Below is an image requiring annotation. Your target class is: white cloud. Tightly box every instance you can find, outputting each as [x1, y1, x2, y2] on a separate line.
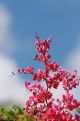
[0, 5, 12, 38]
[0, 5, 33, 55]
[0, 5, 16, 54]
[66, 36, 80, 74]
[66, 36, 80, 100]
[0, 5, 30, 106]
[0, 54, 30, 106]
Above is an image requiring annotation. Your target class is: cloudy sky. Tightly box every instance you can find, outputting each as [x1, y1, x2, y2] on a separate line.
[0, 0, 80, 106]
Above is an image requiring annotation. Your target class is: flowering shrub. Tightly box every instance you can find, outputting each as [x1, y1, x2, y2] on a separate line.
[0, 35, 80, 121]
[17, 35, 80, 121]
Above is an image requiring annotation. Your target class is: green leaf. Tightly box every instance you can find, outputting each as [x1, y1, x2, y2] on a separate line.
[12, 104, 25, 114]
[0, 107, 16, 120]
[76, 108, 80, 113]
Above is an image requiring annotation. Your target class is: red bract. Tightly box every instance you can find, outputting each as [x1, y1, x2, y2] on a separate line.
[22, 67, 28, 73]
[17, 36, 80, 121]
[17, 66, 34, 74]
[62, 93, 80, 110]
[38, 54, 51, 61]
[58, 69, 80, 92]
[25, 82, 44, 92]
[26, 66, 34, 74]
[35, 35, 52, 54]
[45, 61, 60, 73]
[32, 69, 46, 82]
[17, 68, 21, 73]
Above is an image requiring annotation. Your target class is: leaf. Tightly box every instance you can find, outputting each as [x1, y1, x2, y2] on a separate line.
[0, 107, 16, 120]
[76, 108, 80, 113]
[12, 104, 25, 114]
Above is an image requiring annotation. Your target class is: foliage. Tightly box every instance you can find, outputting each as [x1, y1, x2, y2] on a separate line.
[0, 105, 36, 121]
[77, 108, 80, 113]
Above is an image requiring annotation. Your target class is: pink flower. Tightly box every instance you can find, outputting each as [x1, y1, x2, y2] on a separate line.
[35, 36, 52, 54]
[16, 36, 80, 121]
[21, 66, 34, 74]
[32, 69, 46, 82]
[17, 68, 21, 73]
[22, 67, 27, 73]
[46, 61, 60, 72]
[26, 66, 34, 74]
[62, 93, 80, 110]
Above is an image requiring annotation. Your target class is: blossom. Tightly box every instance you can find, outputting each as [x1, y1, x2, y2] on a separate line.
[20, 66, 34, 74]
[26, 66, 34, 74]
[62, 93, 80, 110]
[17, 36, 80, 121]
[32, 69, 46, 82]
[35, 35, 52, 54]
[46, 61, 60, 72]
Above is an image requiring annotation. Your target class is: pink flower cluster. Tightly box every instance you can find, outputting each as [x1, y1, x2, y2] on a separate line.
[62, 93, 80, 110]
[17, 36, 80, 121]
[35, 35, 52, 55]
[17, 66, 34, 74]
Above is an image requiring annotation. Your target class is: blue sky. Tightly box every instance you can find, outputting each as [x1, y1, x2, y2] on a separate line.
[0, 0, 80, 105]
[1, 0, 80, 67]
